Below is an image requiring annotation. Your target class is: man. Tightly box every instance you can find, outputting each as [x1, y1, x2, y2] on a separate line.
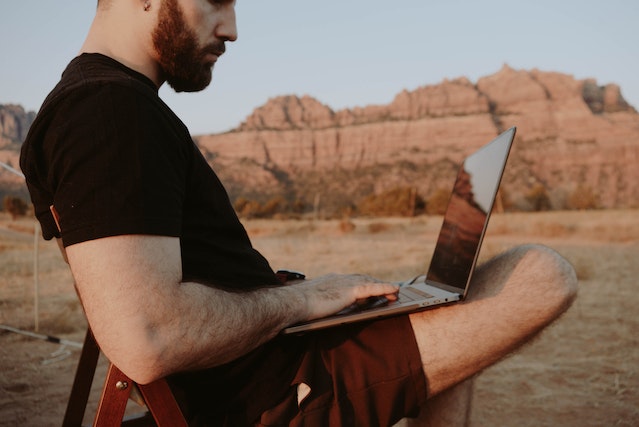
[20, 0, 577, 425]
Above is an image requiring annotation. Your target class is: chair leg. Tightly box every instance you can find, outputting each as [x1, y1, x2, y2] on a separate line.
[64, 328, 188, 427]
[93, 364, 188, 427]
[63, 329, 101, 427]
[94, 364, 133, 426]
[138, 379, 188, 427]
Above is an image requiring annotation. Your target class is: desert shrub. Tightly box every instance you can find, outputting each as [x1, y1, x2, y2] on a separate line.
[233, 197, 250, 213]
[495, 188, 515, 212]
[426, 188, 450, 215]
[525, 183, 552, 211]
[567, 185, 599, 210]
[357, 187, 424, 217]
[368, 222, 391, 233]
[234, 197, 262, 218]
[290, 200, 306, 214]
[234, 196, 306, 219]
[3, 195, 29, 219]
[339, 219, 356, 233]
[260, 196, 286, 217]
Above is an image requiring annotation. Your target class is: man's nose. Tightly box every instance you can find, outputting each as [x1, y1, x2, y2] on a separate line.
[216, 5, 238, 42]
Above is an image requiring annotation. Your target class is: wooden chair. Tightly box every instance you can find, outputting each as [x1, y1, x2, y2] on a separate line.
[63, 329, 188, 427]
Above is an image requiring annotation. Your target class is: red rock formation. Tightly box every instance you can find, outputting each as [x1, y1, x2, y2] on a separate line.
[4, 66, 638, 212]
[197, 66, 639, 211]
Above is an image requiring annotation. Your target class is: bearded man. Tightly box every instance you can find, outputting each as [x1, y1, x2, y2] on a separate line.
[20, 1, 577, 425]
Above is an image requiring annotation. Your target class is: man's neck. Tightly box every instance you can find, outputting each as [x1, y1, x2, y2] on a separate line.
[80, 4, 165, 88]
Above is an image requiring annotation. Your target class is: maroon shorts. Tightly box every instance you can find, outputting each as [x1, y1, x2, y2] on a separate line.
[169, 315, 428, 426]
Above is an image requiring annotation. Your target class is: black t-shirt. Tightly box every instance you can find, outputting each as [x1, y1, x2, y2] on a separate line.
[20, 53, 279, 289]
[21, 54, 302, 423]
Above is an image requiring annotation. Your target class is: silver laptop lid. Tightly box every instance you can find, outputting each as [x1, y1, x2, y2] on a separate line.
[425, 127, 516, 296]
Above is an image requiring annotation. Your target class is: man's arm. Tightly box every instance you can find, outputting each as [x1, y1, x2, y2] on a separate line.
[65, 234, 398, 384]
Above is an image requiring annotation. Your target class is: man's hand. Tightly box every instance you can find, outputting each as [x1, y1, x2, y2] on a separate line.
[287, 274, 399, 322]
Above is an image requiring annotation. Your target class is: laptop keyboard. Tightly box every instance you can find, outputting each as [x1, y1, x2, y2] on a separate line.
[336, 285, 435, 315]
[398, 286, 434, 303]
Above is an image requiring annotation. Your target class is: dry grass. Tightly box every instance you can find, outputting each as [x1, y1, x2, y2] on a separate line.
[1, 210, 638, 426]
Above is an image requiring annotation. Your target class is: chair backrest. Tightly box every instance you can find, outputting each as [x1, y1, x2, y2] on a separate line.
[63, 329, 187, 427]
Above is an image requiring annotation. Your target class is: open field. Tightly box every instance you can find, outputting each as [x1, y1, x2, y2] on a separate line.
[1, 210, 638, 426]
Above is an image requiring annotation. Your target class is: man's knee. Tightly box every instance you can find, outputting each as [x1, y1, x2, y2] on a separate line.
[473, 243, 578, 318]
[507, 243, 578, 312]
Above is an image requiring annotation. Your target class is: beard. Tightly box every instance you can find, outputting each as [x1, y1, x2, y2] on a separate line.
[152, 0, 225, 92]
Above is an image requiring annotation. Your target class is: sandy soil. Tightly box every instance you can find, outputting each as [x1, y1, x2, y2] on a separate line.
[0, 210, 637, 426]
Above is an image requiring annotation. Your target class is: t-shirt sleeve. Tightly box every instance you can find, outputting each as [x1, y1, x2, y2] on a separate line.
[43, 83, 189, 247]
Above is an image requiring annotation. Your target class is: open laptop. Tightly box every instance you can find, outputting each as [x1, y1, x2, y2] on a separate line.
[282, 126, 517, 334]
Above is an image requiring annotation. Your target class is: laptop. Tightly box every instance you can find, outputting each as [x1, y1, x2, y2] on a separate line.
[282, 126, 517, 335]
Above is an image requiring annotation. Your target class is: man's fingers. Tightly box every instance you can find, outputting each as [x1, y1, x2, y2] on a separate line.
[351, 282, 399, 300]
[295, 275, 400, 321]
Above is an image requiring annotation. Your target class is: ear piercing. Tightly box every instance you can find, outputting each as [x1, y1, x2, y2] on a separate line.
[144, 0, 151, 11]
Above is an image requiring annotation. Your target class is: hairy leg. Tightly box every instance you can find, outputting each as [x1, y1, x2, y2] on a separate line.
[410, 244, 578, 397]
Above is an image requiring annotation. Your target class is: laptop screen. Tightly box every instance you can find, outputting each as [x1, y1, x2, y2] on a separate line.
[426, 127, 515, 293]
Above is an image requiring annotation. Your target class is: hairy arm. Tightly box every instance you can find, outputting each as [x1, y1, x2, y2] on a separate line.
[65, 234, 398, 384]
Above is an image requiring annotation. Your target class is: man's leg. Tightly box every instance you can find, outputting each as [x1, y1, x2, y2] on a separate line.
[401, 379, 474, 427]
[410, 244, 577, 398]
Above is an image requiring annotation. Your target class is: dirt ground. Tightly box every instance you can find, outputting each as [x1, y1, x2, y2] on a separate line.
[0, 210, 637, 426]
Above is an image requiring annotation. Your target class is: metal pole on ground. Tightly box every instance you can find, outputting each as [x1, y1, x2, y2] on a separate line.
[34, 221, 40, 332]
[0, 324, 82, 348]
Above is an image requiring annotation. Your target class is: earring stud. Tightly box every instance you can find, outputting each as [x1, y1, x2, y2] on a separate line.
[144, 1, 151, 11]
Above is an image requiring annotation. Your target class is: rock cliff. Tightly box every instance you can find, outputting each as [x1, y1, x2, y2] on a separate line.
[196, 65, 639, 212]
[0, 105, 34, 192]
[0, 104, 34, 148]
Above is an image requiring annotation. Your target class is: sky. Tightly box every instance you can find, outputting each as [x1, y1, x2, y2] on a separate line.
[1, 1, 638, 136]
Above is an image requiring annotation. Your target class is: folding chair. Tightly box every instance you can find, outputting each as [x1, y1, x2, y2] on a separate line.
[63, 328, 188, 427]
